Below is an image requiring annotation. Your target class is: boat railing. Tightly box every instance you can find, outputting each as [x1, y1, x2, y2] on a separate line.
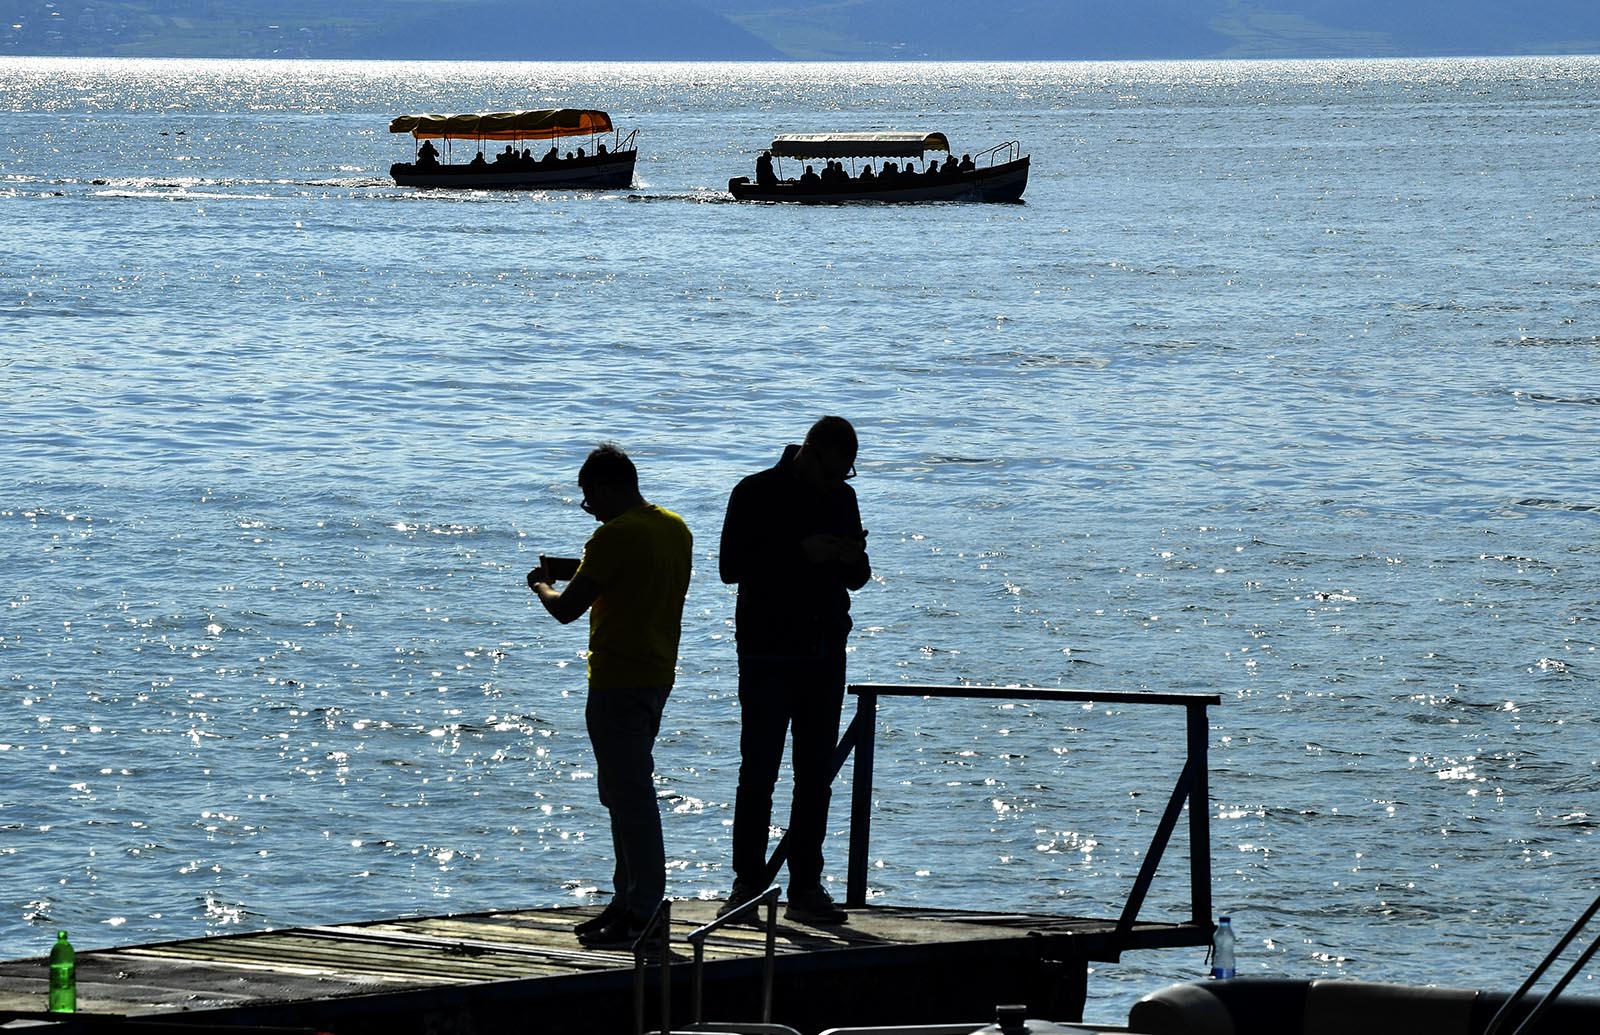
[1482, 891, 1600, 1035]
[753, 684, 1221, 944]
[616, 127, 639, 153]
[974, 140, 1022, 166]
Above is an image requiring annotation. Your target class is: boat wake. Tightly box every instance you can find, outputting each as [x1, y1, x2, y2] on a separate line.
[1515, 497, 1600, 514]
[622, 190, 741, 204]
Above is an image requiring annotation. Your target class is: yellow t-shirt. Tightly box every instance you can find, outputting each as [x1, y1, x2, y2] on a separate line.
[576, 504, 693, 691]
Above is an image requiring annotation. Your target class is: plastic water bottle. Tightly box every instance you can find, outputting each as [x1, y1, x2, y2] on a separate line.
[49, 930, 76, 1012]
[1210, 915, 1236, 979]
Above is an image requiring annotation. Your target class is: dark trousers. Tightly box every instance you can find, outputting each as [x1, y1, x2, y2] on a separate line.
[731, 646, 847, 890]
[586, 685, 670, 917]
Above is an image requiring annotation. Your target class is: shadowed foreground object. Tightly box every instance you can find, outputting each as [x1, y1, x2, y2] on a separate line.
[0, 902, 1207, 1034]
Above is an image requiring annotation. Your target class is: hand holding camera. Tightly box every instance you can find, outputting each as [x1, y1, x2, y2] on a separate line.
[529, 554, 581, 589]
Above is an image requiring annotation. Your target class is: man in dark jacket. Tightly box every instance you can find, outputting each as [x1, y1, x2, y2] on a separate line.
[718, 416, 870, 924]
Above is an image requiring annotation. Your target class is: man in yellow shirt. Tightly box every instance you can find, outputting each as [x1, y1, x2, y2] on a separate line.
[528, 443, 692, 947]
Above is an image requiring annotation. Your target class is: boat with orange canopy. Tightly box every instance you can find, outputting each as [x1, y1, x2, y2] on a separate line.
[388, 108, 637, 190]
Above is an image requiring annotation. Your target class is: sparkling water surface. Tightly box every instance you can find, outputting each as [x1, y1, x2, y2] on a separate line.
[3, 56, 1599, 1020]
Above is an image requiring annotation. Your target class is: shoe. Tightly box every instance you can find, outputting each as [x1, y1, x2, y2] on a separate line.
[573, 900, 623, 936]
[716, 880, 763, 920]
[784, 884, 848, 925]
[578, 911, 648, 949]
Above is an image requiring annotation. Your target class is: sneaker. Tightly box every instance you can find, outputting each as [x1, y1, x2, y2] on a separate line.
[715, 880, 763, 919]
[578, 910, 648, 949]
[784, 884, 848, 925]
[573, 900, 623, 936]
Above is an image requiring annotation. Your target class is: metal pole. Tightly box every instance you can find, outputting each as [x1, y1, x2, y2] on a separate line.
[1187, 701, 1213, 926]
[846, 687, 878, 907]
[657, 902, 672, 1035]
[691, 940, 705, 1026]
[762, 894, 778, 1022]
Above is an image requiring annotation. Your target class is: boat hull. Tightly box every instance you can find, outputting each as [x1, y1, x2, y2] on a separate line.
[391, 151, 636, 190]
[1131, 978, 1600, 1035]
[729, 155, 1028, 203]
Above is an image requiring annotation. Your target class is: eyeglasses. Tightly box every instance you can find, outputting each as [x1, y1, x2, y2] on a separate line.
[579, 497, 594, 514]
[843, 463, 857, 481]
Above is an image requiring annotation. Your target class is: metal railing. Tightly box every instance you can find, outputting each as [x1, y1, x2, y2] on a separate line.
[631, 888, 787, 1035]
[632, 900, 675, 1035]
[684, 886, 783, 1028]
[758, 684, 1220, 942]
[1482, 891, 1600, 1035]
[974, 140, 1022, 166]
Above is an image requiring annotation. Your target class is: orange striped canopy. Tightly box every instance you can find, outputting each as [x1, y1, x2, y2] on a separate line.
[389, 109, 614, 142]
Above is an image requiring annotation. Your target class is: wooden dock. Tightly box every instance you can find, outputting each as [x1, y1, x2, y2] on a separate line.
[0, 900, 1207, 1035]
[2, 685, 1221, 1034]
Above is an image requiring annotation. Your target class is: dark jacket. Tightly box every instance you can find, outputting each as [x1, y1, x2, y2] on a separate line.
[719, 444, 870, 658]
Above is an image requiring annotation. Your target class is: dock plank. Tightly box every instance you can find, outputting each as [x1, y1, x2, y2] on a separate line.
[0, 902, 1209, 1033]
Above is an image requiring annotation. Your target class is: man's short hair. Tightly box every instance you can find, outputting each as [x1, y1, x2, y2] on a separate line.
[579, 442, 638, 489]
[804, 416, 857, 457]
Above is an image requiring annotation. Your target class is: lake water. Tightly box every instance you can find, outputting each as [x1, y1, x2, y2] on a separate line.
[3, 55, 1599, 1020]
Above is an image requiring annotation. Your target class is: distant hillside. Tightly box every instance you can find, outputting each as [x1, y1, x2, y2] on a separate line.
[0, 0, 784, 59]
[6, 0, 1600, 60]
[703, 0, 1600, 59]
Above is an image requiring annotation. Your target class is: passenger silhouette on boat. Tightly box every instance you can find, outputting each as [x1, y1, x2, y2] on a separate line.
[417, 139, 439, 166]
[717, 416, 870, 926]
[470, 151, 488, 168]
[544, 144, 559, 165]
[597, 142, 608, 156]
[755, 150, 777, 187]
[879, 162, 899, 183]
[526, 444, 692, 949]
[942, 155, 959, 177]
[800, 165, 821, 188]
[959, 153, 975, 172]
[577, 147, 586, 159]
[859, 163, 875, 182]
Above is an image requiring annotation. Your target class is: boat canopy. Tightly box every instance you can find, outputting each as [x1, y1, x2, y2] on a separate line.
[389, 109, 615, 142]
[769, 132, 952, 160]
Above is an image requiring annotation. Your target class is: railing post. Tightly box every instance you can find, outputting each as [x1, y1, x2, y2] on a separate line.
[631, 900, 671, 1035]
[846, 686, 877, 907]
[1186, 701, 1213, 927]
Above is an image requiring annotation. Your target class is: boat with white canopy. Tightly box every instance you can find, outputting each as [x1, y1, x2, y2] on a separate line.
[728, 131, 1028, 203]
[389, 108, 637, 190]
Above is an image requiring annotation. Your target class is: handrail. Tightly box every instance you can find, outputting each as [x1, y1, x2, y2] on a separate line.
[1482, 891, 1600, 1035]
[616, 127, 639, 153]
[684, 886, 783, 1026]
[751, 683, 1220, 945]
[632, 899, 674, 1035]
[974, 140, 1021, 166]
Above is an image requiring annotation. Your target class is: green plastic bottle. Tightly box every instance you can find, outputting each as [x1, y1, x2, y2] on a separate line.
[48, 930, 76, 1012]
